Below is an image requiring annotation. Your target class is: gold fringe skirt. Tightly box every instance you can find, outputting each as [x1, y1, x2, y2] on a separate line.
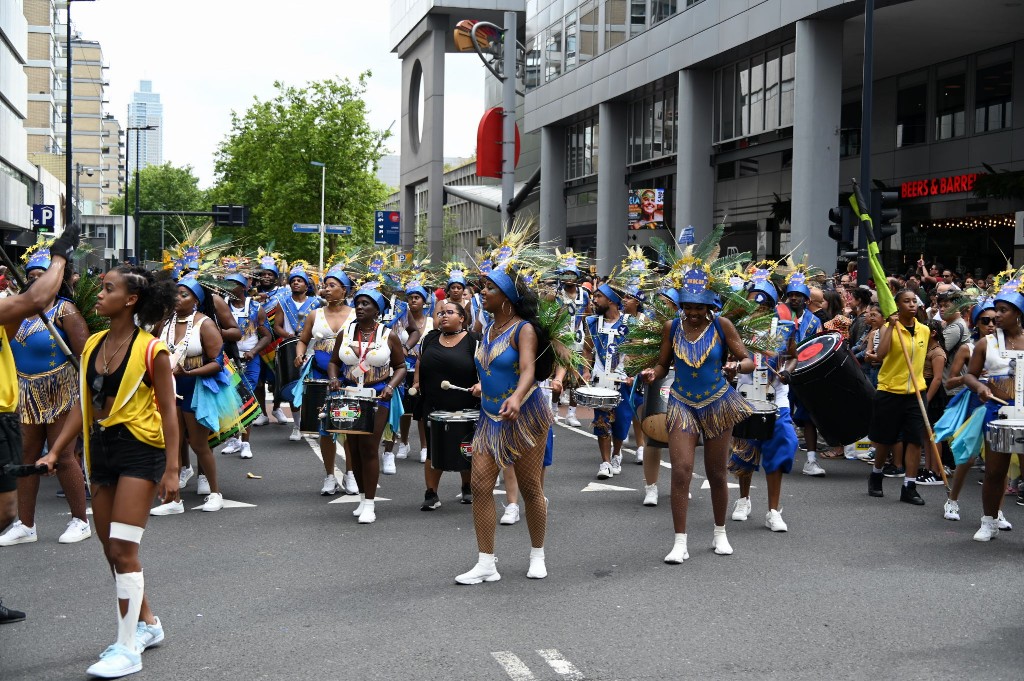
[18, 364, 78, 425]
[667, 386, 752, 440]
[473, 386, 554, 468]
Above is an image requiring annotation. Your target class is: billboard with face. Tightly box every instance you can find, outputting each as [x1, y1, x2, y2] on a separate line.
[628, 188, 664, 230]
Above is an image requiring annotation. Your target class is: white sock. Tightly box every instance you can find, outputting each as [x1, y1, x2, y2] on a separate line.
[806, 451, 817, 463]
[714, 525, 727, 536]
[530, 547, 545, 560]
[353, 493, 365, 516]
[362, 499, 375, 512]
[478, 552, 496, 568]
[115, 571, 145, 653]
[904, 476, 914, 487]
[567, 407, 576, 417]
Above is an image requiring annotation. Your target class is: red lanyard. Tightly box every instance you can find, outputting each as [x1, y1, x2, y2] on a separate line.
[355, 324, 376, 373]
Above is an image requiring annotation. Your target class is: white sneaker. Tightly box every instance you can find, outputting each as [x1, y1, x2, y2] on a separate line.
[320, 475, 340, 496]
[239, 442, 253, 459]
[943, 499, 961, 521]
[273, 407, 292, 424]
[609, 454, 622, 475]
[634, 446, 644, 464]
[527, 548, 547, 579]
[802, 460, 826, 477]
[765, 508, 788, 532]
[597, 462, 613, 479]
[358, 502, 376, 524]
[86, 643, 142, 679]
[499, 503, 520, 525]
[997, 510, 1013, 531]
[643, 483, 658, 507]
[419, 448, 428, 463]
[136, 617, 164, 651]
[288, 427, 302, 441]
[252, 413, 269, 426]
[664, 536, 689, 564]
[150, 500, 184, 516]
[974, 515, 999, 541]
[732, 497, 751, 521]
[712, 530, 734, 555]
[58, 518, 92, 544]
[382, 452, 397, 475]
[196, 475, 211, 496]
[456, 553, 501, 584]
[201, 492, 224, 512]
[396, 442, 410, 459]
[353, 494, 365, 516]
[178, 466, 194, 490]
[0, 520, 37, 546]
[342, 471, 359, 494]
[221, 437, 242, 455]
[566, 415, 582, 427]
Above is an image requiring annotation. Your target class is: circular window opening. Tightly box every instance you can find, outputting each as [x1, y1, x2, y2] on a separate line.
[409, 60, 425, 151]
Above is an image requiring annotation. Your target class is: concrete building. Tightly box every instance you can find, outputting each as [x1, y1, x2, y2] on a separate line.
[1, 0, 37, 238]
[392, 0, 1024, 277]
[128, 80, 162, 173]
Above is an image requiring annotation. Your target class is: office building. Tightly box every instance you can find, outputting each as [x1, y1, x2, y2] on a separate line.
[128, 79, 162, 173]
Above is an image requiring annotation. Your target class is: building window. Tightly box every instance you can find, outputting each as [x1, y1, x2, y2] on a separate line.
[628, 87, 678, 165]
[579, 1, 598, 65]
[934, 64, 966, 141]
[565, 11, 578, 71]
[840, 100, 861, 157]
[780, 43, 795, 127]
[525, 35, 542, 90]
[896, 80, 927, 147]
[605, 0, 627, 50]
[652, 1, 677, 24]
[975, 60, 1012, 133]
[713, 42, 794, 143]
[545, 23, 563, 82]
[630, 0, 647, 37]
[764, 48, 780, 131]
[566, 117, 599, 181]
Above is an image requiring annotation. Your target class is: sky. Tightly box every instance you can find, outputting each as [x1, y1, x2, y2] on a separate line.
[72, 0, 484, 189]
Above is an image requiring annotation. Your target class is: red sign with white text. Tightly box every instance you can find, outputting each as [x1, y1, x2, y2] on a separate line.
[900, 173, 982, 199]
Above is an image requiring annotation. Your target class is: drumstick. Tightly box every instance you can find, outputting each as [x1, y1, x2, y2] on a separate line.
[989, 395, 1009, 406]
[408, 387, 418, 396]
[441, 380, 472, 393]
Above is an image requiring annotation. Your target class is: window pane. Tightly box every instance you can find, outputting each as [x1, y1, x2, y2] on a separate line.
[935, 72, 965, 140]
[749, 54, 765, 135]
[721, 65, 735, 140]
[631, 102, 643, 163]
[664, 89, 675, 154]
[975, 61, 1012, 133]
[584, 123, 593, 175]
[630, 0, 646, 37]
[840, 100, 861, 157]
[592, 120, 599, 171]
[780, 42, 795, 126]
[764, 48, 780, 131]
[896, 82, 927, 147]
[545, 24, 563, 82]
[525, 35, 542, 90]
[605, 0, 626, 49]
[565, 11, 577, 71]
[652, 0, 677, 24]
[579, 2, 598, 64]
[737, 60, 750, 137]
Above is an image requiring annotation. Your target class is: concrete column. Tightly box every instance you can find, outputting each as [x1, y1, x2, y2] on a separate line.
[791, 20, 843, 271]
[539, 125, 567, 246]
[597, 102, 627, 275]
[675, 69, 715, 242]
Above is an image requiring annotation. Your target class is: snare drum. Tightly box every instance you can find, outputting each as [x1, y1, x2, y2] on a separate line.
[428, 410, 478, 471]
[986, 419, 1024, 454]
[640, 370, 674, 447]
[732, 399, 778, 441]
[573, 386, 621, 410]
[275, 337, 301, 390]
[323, 395, 377, 434]
[299, 380, 329, 433]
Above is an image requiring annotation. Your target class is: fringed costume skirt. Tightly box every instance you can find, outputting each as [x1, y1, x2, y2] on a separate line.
[667, 384, 752, 440]
[473, 386, 554, 468]
[18, 363, 78, 425]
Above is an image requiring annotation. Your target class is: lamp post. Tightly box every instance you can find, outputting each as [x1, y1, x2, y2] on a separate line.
[65, 0, 96, 237]
[74, 163, 93, 230]
[124, 123, 157, 264]
[310, 161, 326, 272]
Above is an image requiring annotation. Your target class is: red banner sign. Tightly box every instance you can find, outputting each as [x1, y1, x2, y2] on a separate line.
[900, 173, 982, 199]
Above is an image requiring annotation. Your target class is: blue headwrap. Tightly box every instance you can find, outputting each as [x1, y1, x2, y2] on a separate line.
[487, 270, 520, 304]
[225, 273, 249, 289]
[447, 269, 468, 288]
[405, 280, 430, 301]
[259, 255, 280, 277]
[678, 268, 717, 306]
[971, 298, 995, 326]
[178, 276, 206, 305]
[994, 282, 1024, 315]
[597, 283, 623, 306]
[785, 272, 811, 299]
[25, 247, 51, 273]
[288, 266, 314, 293]
[323, 265, 353, 289]
[354, 285, 389, 313]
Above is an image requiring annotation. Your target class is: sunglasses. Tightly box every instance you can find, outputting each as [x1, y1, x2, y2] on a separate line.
[90, 373, 106, 411]
[978, 317, 995, 325]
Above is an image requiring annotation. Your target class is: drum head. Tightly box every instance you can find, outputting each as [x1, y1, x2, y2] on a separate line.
[794, 332, 843, 373]
[744, 399, 777, 414]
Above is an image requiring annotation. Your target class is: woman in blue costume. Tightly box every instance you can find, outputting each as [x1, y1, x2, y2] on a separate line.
[0, 245, 92, 547]
[641, 265, 754, 564]
[273, 263, 322, 442]
[456, 268, 555, 585]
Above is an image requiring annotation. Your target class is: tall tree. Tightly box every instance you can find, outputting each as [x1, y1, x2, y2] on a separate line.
[212, 74, 392, 262]
[109, 163, 209, 262]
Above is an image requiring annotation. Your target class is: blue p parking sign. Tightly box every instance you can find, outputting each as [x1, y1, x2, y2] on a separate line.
[32, 204, 55, 228]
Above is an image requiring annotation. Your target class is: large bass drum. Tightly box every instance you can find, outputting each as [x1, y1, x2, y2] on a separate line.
[428, 410, 477, 472]
[789, 331, 874, 446]
[640, 369, 674, 448]
[299, 380, 329, 433]
[275, 337, 301, 391]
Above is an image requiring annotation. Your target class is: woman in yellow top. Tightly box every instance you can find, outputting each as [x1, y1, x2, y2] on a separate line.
[867, 289, 930, 505]
[40, 265, 179, 679]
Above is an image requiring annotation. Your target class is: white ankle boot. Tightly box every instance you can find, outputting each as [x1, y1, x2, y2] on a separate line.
[456, 552, 501, 585]
[974, 515, 1000, 542]
[357, 499, 376, 524]
[527, 547, 547, 579]
[712, 526, 733, 555]
[664, 533, 689, 564]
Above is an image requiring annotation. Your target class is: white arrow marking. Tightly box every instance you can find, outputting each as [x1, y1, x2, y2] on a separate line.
[581, 482, 636, 492]
[328, 495, 391, 504]
[700, 480, 740, 490]
[189, 499, 257, 510]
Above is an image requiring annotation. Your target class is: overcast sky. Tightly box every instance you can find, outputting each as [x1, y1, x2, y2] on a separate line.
[73, 0, 484, 188]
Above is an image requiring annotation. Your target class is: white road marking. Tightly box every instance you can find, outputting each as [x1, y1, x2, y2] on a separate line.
[555, 419, 673, 468]
[189, 499, 256, 510]
[328, 495, 391, 504]
[537, 649, 585, 680]
[700, 480, 740, 490]
[491, 652, 537, 681]
[581, 482, 636, 492]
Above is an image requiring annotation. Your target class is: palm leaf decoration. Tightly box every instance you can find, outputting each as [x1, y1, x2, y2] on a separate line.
[73, 273, 109, 334]
[537, 297, 586, 379]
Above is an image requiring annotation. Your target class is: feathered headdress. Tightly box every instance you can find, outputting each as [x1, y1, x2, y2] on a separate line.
[162, 222, 238, 282]
[779, 255, 825, 298]
[256, 246, 286, 278]
[22, 238, 54, 272]
[607, 246, 654, 301]
[555, 247, 585, 280]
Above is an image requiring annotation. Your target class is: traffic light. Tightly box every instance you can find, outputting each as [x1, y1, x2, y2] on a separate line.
[213, 204, 249, 227]
[828, 205, 856, 243]
[871, 189, 899, 240]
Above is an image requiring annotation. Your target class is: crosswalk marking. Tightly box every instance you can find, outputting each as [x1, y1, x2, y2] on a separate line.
[189, 499, 256, 510]
[492, 652, 537, 681]
[492, 650, 586, 680]
[537, 650, 585, 680]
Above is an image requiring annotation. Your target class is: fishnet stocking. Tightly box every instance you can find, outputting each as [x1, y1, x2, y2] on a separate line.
[470, 436, 547, 553]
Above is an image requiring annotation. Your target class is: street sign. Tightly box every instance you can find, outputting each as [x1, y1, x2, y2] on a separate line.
[292, 223, 319, 233]
[32, 204, 55, 228]
[324, 225, 352, 236]
[213, 204, 249, 226]
[375, 211, 400, 245]
[678, 225, 695, 245]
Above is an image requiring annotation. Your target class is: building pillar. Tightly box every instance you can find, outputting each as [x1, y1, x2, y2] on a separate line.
[675, 69, 715, 242]
[597, 102, 627, 275]
[539, 125, 567, 246]
[791, 19, 843, 271]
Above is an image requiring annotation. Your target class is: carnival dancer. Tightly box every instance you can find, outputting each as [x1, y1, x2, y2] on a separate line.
[557, 249, 588, 427]
[252, 250, 291, 426]
[150, 276, 229, 514]
[0, 244, 91, 547]
[295, 264, 352, 495]
[729, 271, 799, 532]
[273, 262, 322, 442]
[639, 228, 755, 563]
[38, 264, 180, 679]
[0, 225, 79, 626]
[327, 279, 407, 524]
[779, 268, 826, 477]
[866, 289, 930, 505]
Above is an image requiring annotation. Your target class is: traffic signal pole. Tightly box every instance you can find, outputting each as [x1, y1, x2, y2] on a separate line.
[857, 0, 875, 287]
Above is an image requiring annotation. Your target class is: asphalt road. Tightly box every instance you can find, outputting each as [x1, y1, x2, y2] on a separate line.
[3, 412, 1023, 680]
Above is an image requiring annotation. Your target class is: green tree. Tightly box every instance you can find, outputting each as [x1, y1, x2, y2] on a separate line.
[211, 74, 392, 264]
[109, 163, 209, 262]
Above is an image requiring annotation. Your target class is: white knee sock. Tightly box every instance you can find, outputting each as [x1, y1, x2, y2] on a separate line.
[115, 571, 145, 653]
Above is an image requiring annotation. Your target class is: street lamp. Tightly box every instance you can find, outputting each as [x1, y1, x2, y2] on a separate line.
[310, 161, 326, 272]
[75, 163, 93, 230]
[65, 0, 96, 237]
[123, 122, 157, 264]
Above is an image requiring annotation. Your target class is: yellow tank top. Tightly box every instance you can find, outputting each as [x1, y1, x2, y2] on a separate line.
[0, 327, 17, 412]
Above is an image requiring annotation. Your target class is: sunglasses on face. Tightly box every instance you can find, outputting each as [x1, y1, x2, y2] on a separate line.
[978, 317, 995, 325]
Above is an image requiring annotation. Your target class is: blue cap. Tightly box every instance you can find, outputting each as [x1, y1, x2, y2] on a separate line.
[995, 282, 1024, 314]
[785, 272, 810, 298]
[323, 265, 353, 289]
[225, 273, 249, 289]
[288, 266, 314, 293]
[659, 288, 681, 307]
[354, 285, 389, 313]
[486, 270, 520, 304]
[405, 280, 430, 301]
[971, 298, 995, 325]
[259, 255, 280, 276]
[447, 269, 468, 287]
[597, 283, 623, 306]
[25, 247, 51, 273]
[750, 280, 779, 306]
[678, 268, 717, 306]
[178, 276, 206, 305]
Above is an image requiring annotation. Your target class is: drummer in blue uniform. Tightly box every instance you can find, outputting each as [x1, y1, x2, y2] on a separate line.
[253, 251, 292, 426]
[556, 249, 588, 427]
[779, 268, 825, 477]
[729, 268, 799, 532]
[273, 262, 322, 442]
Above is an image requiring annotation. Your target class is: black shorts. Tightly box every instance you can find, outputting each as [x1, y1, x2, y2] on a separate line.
[0, 412, 21, 494]
[869, 391, 926, 446]
[88, 423, 167, 487]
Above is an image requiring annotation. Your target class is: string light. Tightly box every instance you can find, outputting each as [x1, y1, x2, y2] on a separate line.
[923, 214, 1016, 230]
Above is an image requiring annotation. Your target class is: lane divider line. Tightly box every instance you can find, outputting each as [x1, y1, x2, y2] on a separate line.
[537, 649, 585, 680]
[491, 651, 537, 681]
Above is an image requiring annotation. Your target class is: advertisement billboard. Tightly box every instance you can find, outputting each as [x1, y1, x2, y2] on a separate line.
[627, 188, 665, 230]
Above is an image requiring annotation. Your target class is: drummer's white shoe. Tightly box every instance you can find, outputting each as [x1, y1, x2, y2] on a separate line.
[320, 475, 340, 496]
[499, 503, 520, 525]
[239, 442, 253, 459]
[221, 437, 242, 455]
[997, 510, 1013, 531]
[358, 500, 376, 524]
[765, 508, 788, 532]
[396, 442, 410, 459]
[273, 408, 292, 424]
[342, 472, 359, 495]
[196, 475, 211, 496]
[456, 553, 501, 584]
[643, 484, 658, 507]
[597, 462, 613, 479]
[974, 515, 999, 541]
[565, 408, 581, 427]
[802, 460, 826, 477]
[664, 534, 689, 564]
[353, 494, 366, 516]
[712, 526, 734, 555]
[252, 413, 269, 427]
[731, 497, 751, 521]
[610, 455, 623, 475]
[382, 453, 397, 475]
[289, 427, 302, 442]
[527, 547, 547, 579]
[943, 499, 961, 521]
[634, 447, 644, 464]
[419, 448, 428, 463]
